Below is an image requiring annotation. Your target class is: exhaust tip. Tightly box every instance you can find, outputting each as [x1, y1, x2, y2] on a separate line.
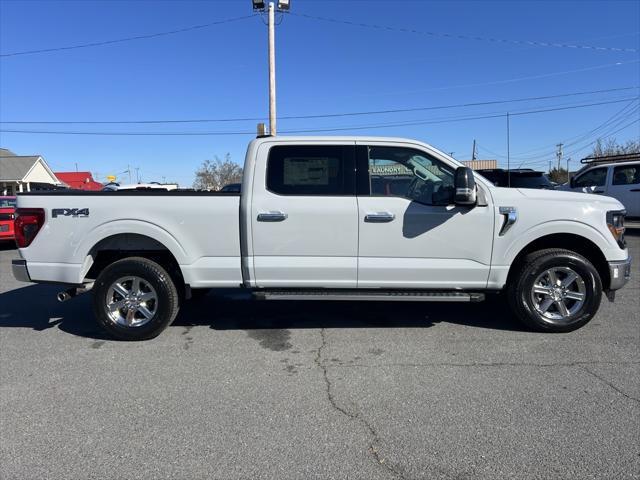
[57, 291, 71, 302]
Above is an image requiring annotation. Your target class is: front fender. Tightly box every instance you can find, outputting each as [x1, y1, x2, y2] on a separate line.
[498, 219, 624, 266]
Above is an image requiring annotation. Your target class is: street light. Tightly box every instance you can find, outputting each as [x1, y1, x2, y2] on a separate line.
[252, 0, 265, 11]
[277, 0, 290, 11]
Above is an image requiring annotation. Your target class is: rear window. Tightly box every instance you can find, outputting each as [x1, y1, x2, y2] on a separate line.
[612, 164, 640, 185]
[477, 171, 505, 186]
[266, 145, 355, 195]
[510, 174, 554, 189]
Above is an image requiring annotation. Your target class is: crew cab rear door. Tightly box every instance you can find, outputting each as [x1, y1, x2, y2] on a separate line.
[355, 142, 494, 289]
[250, 141, 358, 287]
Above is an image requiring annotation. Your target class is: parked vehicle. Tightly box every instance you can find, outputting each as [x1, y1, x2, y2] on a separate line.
[103, 182, 179, 192]
[220, 183, 241, 193]
[12, 136, 630, 340]
[560, 155, 639, 218]
[477, 169, 556, 189]
[0, 196, 16, 242]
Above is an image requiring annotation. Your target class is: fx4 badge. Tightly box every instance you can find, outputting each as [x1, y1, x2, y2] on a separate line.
[52, 208, 90, 218]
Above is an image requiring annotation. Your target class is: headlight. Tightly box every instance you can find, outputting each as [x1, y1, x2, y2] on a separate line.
[606, 210, 626, 248]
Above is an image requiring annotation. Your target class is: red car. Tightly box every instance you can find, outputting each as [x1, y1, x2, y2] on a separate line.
[0, 196, 17, 242]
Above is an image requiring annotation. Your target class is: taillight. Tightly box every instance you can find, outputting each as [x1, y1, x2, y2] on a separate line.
[14, 208, 45, 248]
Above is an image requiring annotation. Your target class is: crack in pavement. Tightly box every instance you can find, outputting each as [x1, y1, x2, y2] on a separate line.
[314, 328, 408, 480]
[580, 365, 640, 404]
[330, 360, 640, 369]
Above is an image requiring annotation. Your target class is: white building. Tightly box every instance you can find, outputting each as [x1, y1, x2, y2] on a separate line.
[0, 148, 62, 195]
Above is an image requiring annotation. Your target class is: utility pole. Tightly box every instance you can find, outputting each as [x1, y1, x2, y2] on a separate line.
[253, 0, 289, 135]
[556, 143, 563, 171]
[566, 157, 571, 183]
[127, 165, 132, 184]
[471, 139, 477, 161]
[75, 162, 78, 172]
[135, 167, 140, 183]
[268, 2, 276, 135]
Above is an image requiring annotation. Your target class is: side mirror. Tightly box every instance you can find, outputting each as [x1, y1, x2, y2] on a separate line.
[454, 167, 477, 206]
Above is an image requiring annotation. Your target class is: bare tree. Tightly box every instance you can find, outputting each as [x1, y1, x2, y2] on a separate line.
[591, 137, 640, 158]
[193, 154, 243, 190]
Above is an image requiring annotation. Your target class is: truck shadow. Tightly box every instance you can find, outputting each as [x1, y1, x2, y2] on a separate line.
[0, 285, 526, 340]
[0, 284, 110, 339]
[177, 291, 525, 332]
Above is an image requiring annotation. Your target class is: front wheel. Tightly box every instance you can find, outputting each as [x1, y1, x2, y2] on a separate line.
[507, 248, 602, 332]
[92, 257, 180, 340]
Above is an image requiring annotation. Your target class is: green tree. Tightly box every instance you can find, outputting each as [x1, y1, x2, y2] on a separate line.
[193, 154, 243, 190]
[548, 167, 569, 184]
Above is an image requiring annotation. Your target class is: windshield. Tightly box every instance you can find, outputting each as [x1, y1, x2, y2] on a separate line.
[0, 197, 16, 208]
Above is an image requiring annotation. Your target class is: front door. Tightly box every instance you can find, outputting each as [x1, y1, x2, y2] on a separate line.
[250, 142, 358, 288]
[356, 142, 494, 289]
[608, 163, 640, 217]
[570, 166, 610, 194]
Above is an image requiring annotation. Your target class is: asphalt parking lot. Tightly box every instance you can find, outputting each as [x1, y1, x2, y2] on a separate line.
[1, 236, 638, 480]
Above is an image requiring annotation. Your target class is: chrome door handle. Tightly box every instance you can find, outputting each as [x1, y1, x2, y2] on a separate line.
[364, 212, 395, 223]
[257, 211, 288, 222]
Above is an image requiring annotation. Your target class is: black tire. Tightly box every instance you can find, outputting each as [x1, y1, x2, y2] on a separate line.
[507, 248, 602, 333]
[92, 257, 180, 341]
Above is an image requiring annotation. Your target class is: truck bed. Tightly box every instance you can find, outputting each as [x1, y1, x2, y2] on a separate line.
[16, 190, 243, 287]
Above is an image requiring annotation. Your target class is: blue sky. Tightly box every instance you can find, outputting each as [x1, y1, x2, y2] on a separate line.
[1, 0, 639, 186]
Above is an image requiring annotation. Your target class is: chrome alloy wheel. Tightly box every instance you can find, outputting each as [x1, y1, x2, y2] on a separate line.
[105, 276, 158, 327]
[530, 267, 587, 323]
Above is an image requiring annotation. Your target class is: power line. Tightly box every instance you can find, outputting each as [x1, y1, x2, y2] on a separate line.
[0, 14, 256, 58]
[522, 102, 640, 162]
[292, 12, 639, 53]
[364, 60, 640, 97]
[519, 117, 640, 167]
[284, 95, 637, 132]
[2, 97, 637, 136]
[1, 86, 637, 124]
[479, 99, 640, 160]
[284, 97, 639, 133]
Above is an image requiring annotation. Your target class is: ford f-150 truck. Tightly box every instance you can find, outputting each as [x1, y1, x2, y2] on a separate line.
[11, 136, 631, 340]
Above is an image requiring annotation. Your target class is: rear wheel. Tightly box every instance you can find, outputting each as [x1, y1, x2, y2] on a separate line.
[92, 257, 180, 340]
[507, 249, 602, 332]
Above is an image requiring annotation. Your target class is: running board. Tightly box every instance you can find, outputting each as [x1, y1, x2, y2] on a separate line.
[254, 290, 485, 302]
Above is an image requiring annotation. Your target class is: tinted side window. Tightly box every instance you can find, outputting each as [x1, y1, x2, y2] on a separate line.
[574, 167, 607, 188]
[612, 165, 640, 185]
[266, 145, 355, 195]
[367, 146, 455, 206]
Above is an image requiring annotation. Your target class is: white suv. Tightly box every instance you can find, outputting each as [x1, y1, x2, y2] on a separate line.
[563, 159, 639, 218]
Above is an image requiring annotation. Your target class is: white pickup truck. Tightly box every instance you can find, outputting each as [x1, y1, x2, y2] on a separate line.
[12, 136, 631, 340]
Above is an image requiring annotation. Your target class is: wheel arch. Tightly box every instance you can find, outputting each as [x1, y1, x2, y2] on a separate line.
[81, 233, 186, 295]
[506, 233, 610, 288]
